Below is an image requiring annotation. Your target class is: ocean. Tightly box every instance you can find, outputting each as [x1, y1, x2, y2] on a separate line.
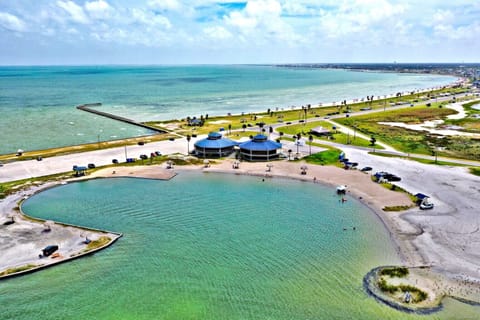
[0, 65, 456, 154]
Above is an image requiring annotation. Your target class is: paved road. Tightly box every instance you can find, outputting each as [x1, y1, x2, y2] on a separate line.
[0, 138, 189, 183]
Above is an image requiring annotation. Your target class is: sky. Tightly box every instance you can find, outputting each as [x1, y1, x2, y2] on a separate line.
[0, 0, 479, 65]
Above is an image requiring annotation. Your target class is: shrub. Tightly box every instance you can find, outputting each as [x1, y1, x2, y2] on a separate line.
[380, 267, 409, 277]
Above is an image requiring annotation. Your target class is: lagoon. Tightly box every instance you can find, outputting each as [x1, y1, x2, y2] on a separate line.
[3, 172, 477, 319]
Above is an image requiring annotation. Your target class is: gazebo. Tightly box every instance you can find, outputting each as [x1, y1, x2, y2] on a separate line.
[310, 126, 331, 136]
[73, 165, 87, 177]
[194, 132, 238, 158]
[239, 134, 282, 161]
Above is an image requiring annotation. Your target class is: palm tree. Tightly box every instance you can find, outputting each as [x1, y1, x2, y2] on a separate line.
[242, 124, 247, 132]
[228, 124, 232, 135]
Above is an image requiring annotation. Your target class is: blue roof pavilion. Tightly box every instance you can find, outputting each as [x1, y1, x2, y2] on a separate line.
[239, 134, 282, 161]
[194, 132, 238, 158]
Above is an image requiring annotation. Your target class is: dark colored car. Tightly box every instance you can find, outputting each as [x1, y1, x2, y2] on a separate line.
[154, 151, 162, 156]
[388, 175, 402, 182]
[360, 166, 372, 172]
[139, 154, 148, 160]
[88, 163, 96, 169]
[42, 245, 58, 257]
[138, 141, 145, 146]
[112, 159, 119, 164]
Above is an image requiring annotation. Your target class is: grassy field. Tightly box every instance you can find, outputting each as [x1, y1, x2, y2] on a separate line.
[335, 105, 480, 160]
[146, 88, 468, 137]
[443, 99, 480, 133]
[369, 152, 470, 167]
[277, 121, 378, 148]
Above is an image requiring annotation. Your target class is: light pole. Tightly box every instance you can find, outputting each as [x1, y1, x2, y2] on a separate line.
[308, 135, 313, 155]
[186, 135, 191, 155]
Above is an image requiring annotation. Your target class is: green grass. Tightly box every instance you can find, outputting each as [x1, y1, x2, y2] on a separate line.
[369, 152, 470, 167]
[383, 205, 414, 212]
[84, 236, 112, 252]
[470, 168, 480, 176]
[277, 121, 378, 148]
[303, 149, 343, 166]
[0, 172, 73, 198]
[0, 264, 38, 276]
[0, 134, 176, 163]
[336, 105, 480, 160]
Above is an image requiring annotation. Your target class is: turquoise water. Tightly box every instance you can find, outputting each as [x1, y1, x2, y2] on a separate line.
[0, 65, 456, 154]
[4, 173, 478, 319]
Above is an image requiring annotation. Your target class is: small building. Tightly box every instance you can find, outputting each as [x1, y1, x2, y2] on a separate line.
[194, 132, 238, 158]
[239, 134, 282, 161]
[310, 126, 331, 136]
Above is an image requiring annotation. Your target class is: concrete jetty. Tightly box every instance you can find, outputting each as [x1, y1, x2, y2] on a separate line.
[76, 103, 166, 133]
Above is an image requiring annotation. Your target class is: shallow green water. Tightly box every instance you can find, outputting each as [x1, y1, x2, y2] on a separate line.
[3, 173, 478, 319]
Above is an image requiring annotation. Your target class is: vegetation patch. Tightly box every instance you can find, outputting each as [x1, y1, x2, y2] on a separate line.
[303, 149, 342, 166]
[470, 168, 480, 176]
[334, 105, 480, 160]
[369, 152, 470, 167]
[383, 205, 413, 212]
[380, 267, 409, 278]
[0, 264, 38, 277]
[84, 236, 111, 252]
[377, 278, 428, 303]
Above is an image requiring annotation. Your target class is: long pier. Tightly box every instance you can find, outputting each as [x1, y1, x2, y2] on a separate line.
[76, 103, 166, 133]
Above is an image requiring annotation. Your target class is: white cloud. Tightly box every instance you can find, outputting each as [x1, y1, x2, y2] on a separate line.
[57, 0, 89, 24]
[203, 26, 232, 40]
[148, 0, 182, 11]
[0, 12, 27, 32]
[85, 0, 113, 20]
[130, 8, 171, 29]
[223, 0, 301, 44]
[1, 0, 479, 63]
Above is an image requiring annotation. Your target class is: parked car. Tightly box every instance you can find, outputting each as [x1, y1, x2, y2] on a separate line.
[360, 166, 372, 172]
[42, 245, 58, 257]
[374, 171, 401, 182]
[154, 151, 162, 156]
[138, 141, 145, 146]
[112, 159, 119, 164]
[388, 175, 401, 182]
[88, 163, 96, 169]
[139, 154, 148, 160]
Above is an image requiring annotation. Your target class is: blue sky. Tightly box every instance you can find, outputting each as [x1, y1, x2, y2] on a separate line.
[0, 0, 479, 65]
